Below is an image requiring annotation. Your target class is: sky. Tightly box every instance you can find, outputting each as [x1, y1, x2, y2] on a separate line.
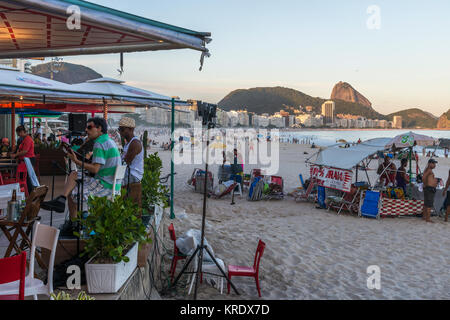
[47, 0, 450, 117]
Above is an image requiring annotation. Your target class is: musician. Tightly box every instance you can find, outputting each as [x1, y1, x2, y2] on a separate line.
[377, 154, 396, 186]
[42, 117, 122, 218]
[118, 117, 143, 207]
[118, 117, 143, 186]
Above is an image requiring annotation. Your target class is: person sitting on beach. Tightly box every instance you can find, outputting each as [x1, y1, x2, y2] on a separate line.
[41, 117, 122, 217]
[377, 155, 396, 186]
[422, 158, 438, 223]
[395, 158, 409, 193]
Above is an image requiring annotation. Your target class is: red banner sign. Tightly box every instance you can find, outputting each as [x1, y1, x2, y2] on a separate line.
[310, 165, 353, 192]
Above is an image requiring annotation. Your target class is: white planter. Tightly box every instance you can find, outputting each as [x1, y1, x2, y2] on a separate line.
[85, 242, 138, 294]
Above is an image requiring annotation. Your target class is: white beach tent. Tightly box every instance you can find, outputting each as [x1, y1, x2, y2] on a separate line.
[307, 138, 393, 170]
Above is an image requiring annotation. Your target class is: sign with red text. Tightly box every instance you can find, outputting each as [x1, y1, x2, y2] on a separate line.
[310, 165, 353, 192]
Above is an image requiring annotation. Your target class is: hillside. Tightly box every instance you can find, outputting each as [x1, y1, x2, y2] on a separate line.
[32, 62, 102, 84]
[218, 86, 385, 119]
[437, 109, 450, 129]
[387, 108, 438, 128]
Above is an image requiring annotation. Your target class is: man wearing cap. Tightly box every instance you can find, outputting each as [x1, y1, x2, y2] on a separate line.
[118, 117, 144, 206]
[422, 158, 438, 223]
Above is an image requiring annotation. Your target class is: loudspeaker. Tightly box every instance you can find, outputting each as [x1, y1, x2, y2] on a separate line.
[69, 113, 87, 133]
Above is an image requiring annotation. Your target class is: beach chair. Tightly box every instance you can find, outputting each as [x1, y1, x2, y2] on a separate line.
[211, 181, 239, 199]
[327, 185, 360, 215]
[263, 176, 284, 200]
[247, 176, 264, 201]
[295, 178, 317, 202]
[359, 190, 382, 219]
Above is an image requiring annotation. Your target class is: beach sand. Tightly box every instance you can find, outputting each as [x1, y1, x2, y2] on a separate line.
[158, 143, 450, 300]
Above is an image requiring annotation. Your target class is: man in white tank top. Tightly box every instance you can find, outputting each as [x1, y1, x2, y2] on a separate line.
[118, 117, 144, 186]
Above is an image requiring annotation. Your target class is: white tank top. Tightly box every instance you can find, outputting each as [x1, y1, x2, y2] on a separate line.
[123, 136, 144, 181]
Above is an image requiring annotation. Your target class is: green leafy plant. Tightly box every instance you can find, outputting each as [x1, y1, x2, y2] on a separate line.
[141, 152, 169, 214]
[51, 291, 95, 300]
[74, 192, 151, 264]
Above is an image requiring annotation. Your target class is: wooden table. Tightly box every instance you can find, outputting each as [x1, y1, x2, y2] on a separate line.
[0, 186, 48, 270]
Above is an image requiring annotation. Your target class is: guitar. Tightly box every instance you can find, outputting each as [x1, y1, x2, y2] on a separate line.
[60, 142, 95, 178]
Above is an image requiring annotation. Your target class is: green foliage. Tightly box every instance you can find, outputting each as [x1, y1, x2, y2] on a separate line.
[142, 152, 169, 214]
[74, 192, 150, 264]
[218, 86, 385, 120]
[387, 108, 438, 128]
[51, 291, 95, 300]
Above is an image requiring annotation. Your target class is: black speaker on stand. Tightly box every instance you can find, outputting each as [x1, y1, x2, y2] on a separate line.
[69, 113, 87, 135]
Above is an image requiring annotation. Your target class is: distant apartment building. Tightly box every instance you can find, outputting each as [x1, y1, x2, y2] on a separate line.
[237, 110, 250, 127]
[269, 115, 285, 128]
[321, 101, 335, 124]
[216, 108, 229, 127]
[393, 116, 402, 129]
[378, 119, 388, 128]
[228, 111, 239, 127]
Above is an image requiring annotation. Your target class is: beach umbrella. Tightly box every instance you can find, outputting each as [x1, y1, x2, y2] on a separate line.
[386, 131, 438, 148]
[386, 132, 438, 199]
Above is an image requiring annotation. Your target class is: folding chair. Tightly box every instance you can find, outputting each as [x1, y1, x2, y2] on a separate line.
[0, 252, 26, 300]
[295, 178, 317, 202]
[327, 185, 360, 215]
[359, 190, 382, 219]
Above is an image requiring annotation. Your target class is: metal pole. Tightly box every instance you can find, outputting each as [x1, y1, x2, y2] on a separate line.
[11, 102, 15, 149]
[408, 147, 412, 199]
[170, 98, 175, 219]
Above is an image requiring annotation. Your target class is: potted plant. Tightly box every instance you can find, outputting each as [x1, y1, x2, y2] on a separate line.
[141, 152, 169, 215]
[138, 152, 168, 267]
[75, 192, 150, 294]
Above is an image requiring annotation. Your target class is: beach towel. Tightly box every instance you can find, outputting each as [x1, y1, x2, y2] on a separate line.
[24, 157, 40, 188]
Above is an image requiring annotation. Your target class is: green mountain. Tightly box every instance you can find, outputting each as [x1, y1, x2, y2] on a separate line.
[218, 86, 385, 119]
[387, 108, 438, 129]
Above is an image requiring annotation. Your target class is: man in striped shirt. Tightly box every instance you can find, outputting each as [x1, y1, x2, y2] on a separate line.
[42, 117, 121, 218]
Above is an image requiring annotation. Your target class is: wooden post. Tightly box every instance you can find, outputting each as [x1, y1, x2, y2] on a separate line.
[103, 101, 108, 120]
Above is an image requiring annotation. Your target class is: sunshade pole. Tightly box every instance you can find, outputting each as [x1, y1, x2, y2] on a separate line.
[11, 102, 15, 149]
[170, 98, 175, 219]
[408, 147, 413, 199]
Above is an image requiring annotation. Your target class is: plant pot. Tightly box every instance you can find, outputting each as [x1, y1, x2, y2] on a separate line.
[85, 242, 138, 294]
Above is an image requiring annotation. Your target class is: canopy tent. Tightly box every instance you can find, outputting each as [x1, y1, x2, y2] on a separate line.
[307, 138, 393, 170]
[0, 0, 211, 68]
[386, 131, 439, 148]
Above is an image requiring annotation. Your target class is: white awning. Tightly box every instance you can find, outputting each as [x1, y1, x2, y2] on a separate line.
[307, 138, 393, 170]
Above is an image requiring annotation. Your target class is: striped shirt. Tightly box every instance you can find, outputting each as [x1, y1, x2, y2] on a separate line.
[92, 134, 121, 191]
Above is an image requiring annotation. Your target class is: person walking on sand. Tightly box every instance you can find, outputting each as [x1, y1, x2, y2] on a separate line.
[422, 159, 438, 223]
[443, 169, 450, 222]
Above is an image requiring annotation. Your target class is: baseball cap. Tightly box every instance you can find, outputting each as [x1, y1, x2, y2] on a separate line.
[428, 158, 438, 164]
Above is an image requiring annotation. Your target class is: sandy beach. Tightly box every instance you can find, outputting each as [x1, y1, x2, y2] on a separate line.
[158, 142, 450, 300]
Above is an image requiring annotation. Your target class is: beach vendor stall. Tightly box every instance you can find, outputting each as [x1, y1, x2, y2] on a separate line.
[385, 132, 444, 215]
[306, 138, 392, 214]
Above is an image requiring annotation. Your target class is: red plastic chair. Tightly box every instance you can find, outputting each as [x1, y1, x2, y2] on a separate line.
[227, 239, 266, 297]
[168, 223, 187, 282]
[4, 163, 28, 196]
[0, 251, 27, 300]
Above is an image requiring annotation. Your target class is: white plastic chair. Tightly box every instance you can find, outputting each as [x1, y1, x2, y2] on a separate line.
[111, 165, 127, 199]
[0, 222, 60, 300]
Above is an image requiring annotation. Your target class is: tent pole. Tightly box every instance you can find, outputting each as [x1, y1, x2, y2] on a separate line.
[11, 102, 15, 149]
[408, 147, 412, 199]
[170, 98, 175, 219]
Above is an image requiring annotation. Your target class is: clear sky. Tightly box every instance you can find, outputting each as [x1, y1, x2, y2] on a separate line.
[58, 0, 450, 117]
